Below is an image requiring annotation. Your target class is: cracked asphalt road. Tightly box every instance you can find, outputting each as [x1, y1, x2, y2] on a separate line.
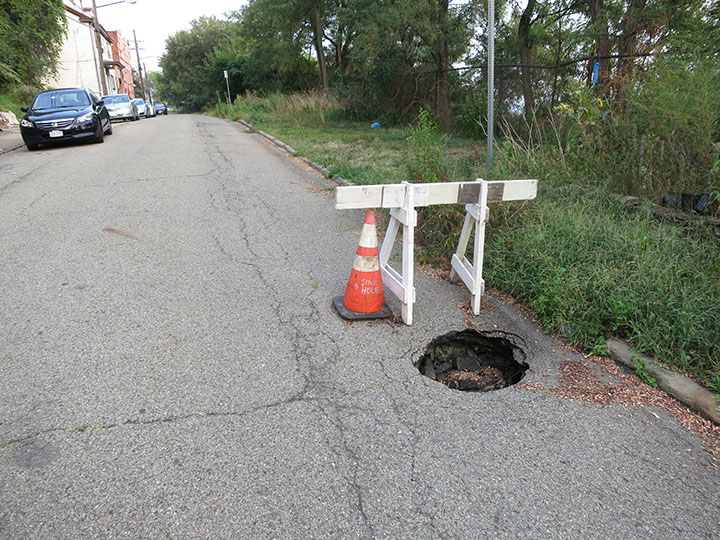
[1, 115, 717, 539]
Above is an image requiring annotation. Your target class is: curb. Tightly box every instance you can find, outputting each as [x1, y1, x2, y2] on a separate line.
[236, 119, 350, 187]
[606, 338, 720, 425]
[0, 142, 24, 155]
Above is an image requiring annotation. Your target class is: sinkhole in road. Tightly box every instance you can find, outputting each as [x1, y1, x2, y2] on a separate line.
[416, 329, 529, 392]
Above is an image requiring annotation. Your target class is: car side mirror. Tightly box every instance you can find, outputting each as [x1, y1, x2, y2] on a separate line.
[21, 106, 28, 112]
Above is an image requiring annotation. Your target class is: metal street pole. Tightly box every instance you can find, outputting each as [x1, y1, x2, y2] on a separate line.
[133, 29, 146, 100]
[91, 0, 109, 95]
[224, 70, 231, 104]
[487, 0, 495, 175]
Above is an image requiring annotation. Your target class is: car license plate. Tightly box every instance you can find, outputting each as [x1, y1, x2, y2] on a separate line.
[49, 130, 63, 138]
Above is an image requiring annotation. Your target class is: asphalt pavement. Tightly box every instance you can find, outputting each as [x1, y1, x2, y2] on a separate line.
[0, 114, 717, 539]
[0, 126, 24, 155]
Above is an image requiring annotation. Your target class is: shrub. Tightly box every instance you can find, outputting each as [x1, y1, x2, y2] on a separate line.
[404, 108, 450, 183]
[454, 91, 487, 139]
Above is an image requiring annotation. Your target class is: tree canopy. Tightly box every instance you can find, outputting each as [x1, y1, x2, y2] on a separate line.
[0, 0, 67, 91]
[156, 0, 720, 135]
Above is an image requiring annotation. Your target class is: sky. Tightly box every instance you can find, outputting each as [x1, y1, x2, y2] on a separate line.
[87, 0, 247, 72]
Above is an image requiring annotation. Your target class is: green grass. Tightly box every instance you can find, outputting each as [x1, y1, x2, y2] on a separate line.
[213, 93, 720, 392]
[212, 96, 485, 186]
[484, 185, 719, 390]
[0, 93, 25, 120]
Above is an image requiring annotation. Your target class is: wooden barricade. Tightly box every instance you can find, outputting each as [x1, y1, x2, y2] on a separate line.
[336, 178, 537, 325]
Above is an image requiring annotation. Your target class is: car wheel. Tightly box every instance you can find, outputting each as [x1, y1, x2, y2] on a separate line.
[93, 123, 104, 144]
[105, 121, 113, 135]
[26, 143, 40, 151]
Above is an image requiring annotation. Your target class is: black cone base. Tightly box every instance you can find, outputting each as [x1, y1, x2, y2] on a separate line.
[332, 296, 392, 321]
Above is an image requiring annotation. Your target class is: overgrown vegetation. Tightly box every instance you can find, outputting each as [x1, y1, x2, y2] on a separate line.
[213, 92, 720, 392]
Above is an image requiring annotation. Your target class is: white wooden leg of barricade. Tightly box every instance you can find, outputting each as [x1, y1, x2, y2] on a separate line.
[449, 180, 488, 315]
[379, 182, 417, 325]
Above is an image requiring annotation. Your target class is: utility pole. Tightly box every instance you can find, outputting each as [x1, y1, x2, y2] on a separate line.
[143, 62, 151, 102]
[91, 0, 109, 95]
[133, 29, 146, 100]
[487, 0, 495, 174]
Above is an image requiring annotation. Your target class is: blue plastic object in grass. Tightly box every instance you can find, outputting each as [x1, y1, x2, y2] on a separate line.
[371, 122, 380, 129]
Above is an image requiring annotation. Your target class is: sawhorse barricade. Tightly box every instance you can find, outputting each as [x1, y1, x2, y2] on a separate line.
[336, 178, 537, 325]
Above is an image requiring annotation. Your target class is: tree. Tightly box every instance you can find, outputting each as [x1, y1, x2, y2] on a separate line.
[518, 0, 537, 113]
[335, 0, 479, 122]
[158, 16, 238, 110]
[238, 0, 330, 91]
[0, 0, 67, 91]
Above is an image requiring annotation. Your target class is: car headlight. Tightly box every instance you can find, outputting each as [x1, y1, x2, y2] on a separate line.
[20, 119, 33, 128]
[76, 112, 94, 123]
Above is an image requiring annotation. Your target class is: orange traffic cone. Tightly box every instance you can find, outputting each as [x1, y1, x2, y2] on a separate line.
[333, 209, 392, 320]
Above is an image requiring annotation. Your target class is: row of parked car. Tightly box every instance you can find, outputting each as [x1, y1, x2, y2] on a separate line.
[19, 87, 168, 151]
[103, 93, 167, 121]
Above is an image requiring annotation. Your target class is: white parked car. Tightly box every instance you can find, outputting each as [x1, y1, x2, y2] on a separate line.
[132, 98, 147, 118]
[102, 93, 139, 121]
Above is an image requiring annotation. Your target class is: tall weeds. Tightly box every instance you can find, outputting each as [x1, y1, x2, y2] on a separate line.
[505, 57, 720, 217]
[212, 90, 344, 127]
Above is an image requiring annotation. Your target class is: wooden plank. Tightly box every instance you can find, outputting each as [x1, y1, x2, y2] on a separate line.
[486, 179, 537, 202]
[338, 179, 537, 209]
[389, 207, 415, 227]
[486, 182, 505, 204]
[422, 183, 460, 205]
[451, 255, 476, 294]
[379, 215, 399, 267]
[449, 211, 474, 284]
[381, 265, 412, 303]
[381, 185, 406, 208]
[413, 184, 430, 207]
[402, 182, 416, 325]
[336, 185, 384, 209]
[457, 182, 482, 204]
[466, 202, 482, 221]
[471, 190, 487, 314]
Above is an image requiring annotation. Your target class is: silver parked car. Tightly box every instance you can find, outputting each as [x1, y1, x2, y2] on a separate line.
[102, 93, 139, 121]
[132, 98, 147, 118]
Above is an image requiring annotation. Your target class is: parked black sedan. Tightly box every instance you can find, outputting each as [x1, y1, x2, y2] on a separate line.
[20, 88, 112, 151]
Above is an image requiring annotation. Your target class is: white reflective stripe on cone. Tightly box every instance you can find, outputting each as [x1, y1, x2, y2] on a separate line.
[359, 224, 378, 248]
[353, 254, 381, 272]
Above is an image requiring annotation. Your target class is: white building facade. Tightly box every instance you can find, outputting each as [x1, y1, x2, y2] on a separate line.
[46, 1, 118, 95]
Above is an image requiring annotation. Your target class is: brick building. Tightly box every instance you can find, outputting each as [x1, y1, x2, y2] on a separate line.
[108, 31, 135, 98]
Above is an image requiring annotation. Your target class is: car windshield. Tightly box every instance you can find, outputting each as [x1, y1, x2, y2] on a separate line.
[102, 95, 130, 104]
[132, 99, 144, 105]
[32, 90, 90, 110]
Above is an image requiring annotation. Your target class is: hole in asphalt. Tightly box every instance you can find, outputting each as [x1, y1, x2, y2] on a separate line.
[416, 329, 529, 392]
